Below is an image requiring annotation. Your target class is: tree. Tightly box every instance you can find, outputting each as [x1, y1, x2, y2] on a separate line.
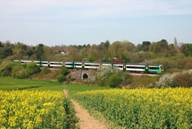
[0, 41, 3, 47]
[149, 39, 169, 55]
[36, 44, 44, 58]
[13, 42, 28, 59]
[181, 44, 192, 56]
[141, 41, 151, 51]
[26, 48, 34, 59]
[0, 47, 13, 59]
[35, 44, 44, 67]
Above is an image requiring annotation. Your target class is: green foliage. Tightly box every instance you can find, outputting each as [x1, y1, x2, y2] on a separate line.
[0, 60, 40, 79]
[12, 63, 28, 79]
[0, 47, 13, 59]
[36, 44, 44, 61]
[181, 44, 192, 56]
[57, 67, 70, 83]
[0, 60, 13, 76]
[57, 74, 66, 83]
[41, 67, 51, 74]
[63, 99, 79, 129]
[0, 40, 192, 74]
[108, 73, 123, 87]
[96, 66, 132, 87]
[0, 77, 108, 91]
[26, 63, 41, 75]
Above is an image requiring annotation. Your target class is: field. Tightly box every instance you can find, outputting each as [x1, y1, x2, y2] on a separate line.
[0, 77, 107, 129]
[0, 77, 108, 94]
[0, 90, 65, 129]
[0, 77, 192, 129]
[75, 89, 192, 129]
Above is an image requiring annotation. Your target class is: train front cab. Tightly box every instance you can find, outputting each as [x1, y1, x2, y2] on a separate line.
[147, 65, 162, 74]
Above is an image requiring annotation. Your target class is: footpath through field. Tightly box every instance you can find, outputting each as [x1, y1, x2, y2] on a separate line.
[63, 90, 108, 129]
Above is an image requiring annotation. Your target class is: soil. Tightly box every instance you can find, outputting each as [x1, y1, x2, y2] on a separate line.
[71, 100, 108, 129]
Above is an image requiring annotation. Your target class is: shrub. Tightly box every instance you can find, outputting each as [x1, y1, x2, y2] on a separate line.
[0, 60, 41, 79]
[108, 72, 123, 87]
[41, 67, 51, 74]
[57, 67, 70, 83]
[96, 66, 132, 87]
[156, 70, 192, 87]
[173, 72, 192, 87]
[60, 67, 70, 76]
[128, 75, 158, 88]
[96, 65, 113, 86]
[26, 63, 41, 75]
[0, 60, 13, 76]
[11, 63, 41, 79]
[12, 63, 27, 78]
[57, 74, 66, 83]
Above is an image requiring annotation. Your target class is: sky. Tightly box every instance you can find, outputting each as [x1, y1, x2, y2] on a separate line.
[0, 0, 192, 46]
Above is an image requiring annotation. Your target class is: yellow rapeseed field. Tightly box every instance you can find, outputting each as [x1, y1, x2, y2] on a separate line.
[75, 88, 192, 129]
[0, 91, 65, 129]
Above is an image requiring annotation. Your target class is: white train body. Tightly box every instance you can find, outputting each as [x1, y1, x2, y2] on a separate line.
[14, 60, 162, 74]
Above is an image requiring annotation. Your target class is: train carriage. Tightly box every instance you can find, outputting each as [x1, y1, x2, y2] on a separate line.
[126, 64, 146, 73]
[84, 62, 100, 69]
[14, 60, 163, 74]
[147, 65, 162, 74]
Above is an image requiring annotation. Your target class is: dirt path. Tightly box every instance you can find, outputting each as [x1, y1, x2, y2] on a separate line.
[63, 90, 108, 129]
[71, 100, 108, 129]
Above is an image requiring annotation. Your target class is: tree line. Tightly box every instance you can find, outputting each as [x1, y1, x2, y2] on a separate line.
[0, 39, 192, 72]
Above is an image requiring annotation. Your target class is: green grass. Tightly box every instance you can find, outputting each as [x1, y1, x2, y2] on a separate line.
[0, 77, 108, 95]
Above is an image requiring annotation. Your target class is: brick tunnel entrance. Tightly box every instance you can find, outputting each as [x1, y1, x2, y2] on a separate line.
[69, 69, 96, 81]
[82, 73, 88, 80]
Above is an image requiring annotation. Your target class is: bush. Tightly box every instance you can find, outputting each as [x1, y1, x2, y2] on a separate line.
[0, 60, 41, 79]
[57, 67, 70, 83]
[40, 67, 51, 74]
[0, 60, 13, 76]
[108, 72, 123, 87]
[127, 75, 158, 88]
[156, 70, 192, 87]
[96, 65, 113, 86]
[26, 63, 41, 75]
[96, 66, 132, 87]
[11, 63, 41, 79]
[173, 72, 192, 87]
[12, 63, 27, 79]
[57, 74, 66, 83]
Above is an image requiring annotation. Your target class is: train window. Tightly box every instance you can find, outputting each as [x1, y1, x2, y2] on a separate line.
[85, 64, 99, 67]
[149, 67, 159, 70]
[126, 66, 145, 69]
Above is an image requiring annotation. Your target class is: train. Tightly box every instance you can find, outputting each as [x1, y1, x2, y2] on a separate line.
[14, 60, 163, 74]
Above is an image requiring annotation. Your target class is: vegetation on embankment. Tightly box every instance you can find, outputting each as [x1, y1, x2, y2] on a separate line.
[0, 60, 40, 79]
[75, 89, 192, 129]
[1, 40, 192, 88]
[0, 40, 192, 73]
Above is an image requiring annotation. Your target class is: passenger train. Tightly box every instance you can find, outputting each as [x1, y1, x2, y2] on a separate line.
[15, 60, 163, 74]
